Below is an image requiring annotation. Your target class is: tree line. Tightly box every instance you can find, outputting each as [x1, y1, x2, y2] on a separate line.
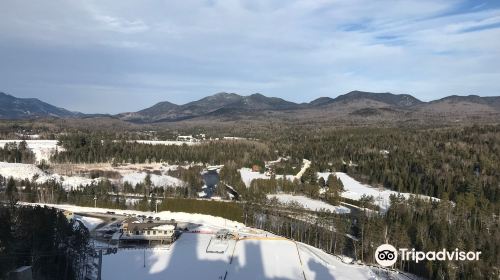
[0, 141, 36, 163]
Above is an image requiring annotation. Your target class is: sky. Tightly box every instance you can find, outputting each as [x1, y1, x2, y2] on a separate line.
[0, 0, 499, 114]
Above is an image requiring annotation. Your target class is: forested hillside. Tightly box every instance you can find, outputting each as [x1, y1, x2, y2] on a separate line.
[0, 205, 90, 279]
[1, 123, 499, 279]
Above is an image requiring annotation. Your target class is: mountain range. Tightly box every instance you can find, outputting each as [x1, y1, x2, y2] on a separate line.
[1, 91, 499, 123]
[0, 92, 79, 119]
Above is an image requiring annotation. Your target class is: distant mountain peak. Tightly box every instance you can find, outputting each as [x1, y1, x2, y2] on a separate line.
[0, 91, 80, 119]
[309, 97, 334, 106]
[334, 90, 423, 107]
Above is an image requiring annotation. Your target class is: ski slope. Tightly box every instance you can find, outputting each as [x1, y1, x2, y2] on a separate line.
[267, 194, 351, 214]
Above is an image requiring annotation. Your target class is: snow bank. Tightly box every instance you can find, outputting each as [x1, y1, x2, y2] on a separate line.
[267, 194, 351, 214]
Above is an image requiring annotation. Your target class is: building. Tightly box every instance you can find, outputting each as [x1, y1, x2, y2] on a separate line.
[118, 218, 177, 245]
[176, 135, 195, 142]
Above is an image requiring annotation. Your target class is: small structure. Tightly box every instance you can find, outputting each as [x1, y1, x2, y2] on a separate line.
[176, 135, 195, 142]
[206, 229, 235, 254]
[215, 229, 234, 240]
[118, 218, 177, 246]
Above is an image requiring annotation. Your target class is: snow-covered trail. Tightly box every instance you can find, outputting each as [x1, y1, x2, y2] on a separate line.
[294, 159, 312, 180]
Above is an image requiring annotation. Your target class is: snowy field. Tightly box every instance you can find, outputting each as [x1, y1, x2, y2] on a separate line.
[239, 159, 311, 188]
[267, 194, 351, 214]
[239, 168, 271, 187]
[0, 140, 61, 163]
[318, 172, 440, 211]
[0, 162, 100, 190]
[240, 167, 440, 212]
[118, 172, 184, 187]
[0, 161, 186, 190]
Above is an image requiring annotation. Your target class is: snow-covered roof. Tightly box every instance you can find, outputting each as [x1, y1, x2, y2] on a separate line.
[152, 224, 175, 231]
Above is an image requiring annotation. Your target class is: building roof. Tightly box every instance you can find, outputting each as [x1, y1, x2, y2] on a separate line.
[124, 220, 177, 232]
[152, 224, 175, 231]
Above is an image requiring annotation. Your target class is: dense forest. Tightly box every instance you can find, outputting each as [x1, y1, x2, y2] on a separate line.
[271, 125, 500, 206]
[1, 124, 499, 279]
[0, 205, 91, 279]
[51, 125, 500, 209]
[52, 134, 271, 168]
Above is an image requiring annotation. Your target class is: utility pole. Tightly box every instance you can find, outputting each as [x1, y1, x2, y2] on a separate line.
[143, 249, 146, 268]
[94, 196, 97, 208]
[97, 250, 102, 280]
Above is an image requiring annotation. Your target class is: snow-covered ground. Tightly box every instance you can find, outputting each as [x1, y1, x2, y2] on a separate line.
[240, 159, 311, 188]
[239, 168, 295, 188]
[119, 172, 184, 188]
[0, 162, 100, 190]
[101, 234, 408, 280]
[0, 161, 186, 190]
[28, 203, 415, 280]
[240, 167, 440, 212]
[73, 215, 104, 231]
[0, 140, 61, 163]
[318, 172, 440, 211]
[26, 203, 245, 230]
[267, 194, 351, 214]
[239, 168, 271, 187]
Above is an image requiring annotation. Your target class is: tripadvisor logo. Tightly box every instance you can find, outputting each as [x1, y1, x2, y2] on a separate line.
[375, 244, 482, 267]
[375, 244, 398, 267]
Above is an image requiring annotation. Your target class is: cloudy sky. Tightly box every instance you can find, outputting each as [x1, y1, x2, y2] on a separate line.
[0, 0, 499, 113]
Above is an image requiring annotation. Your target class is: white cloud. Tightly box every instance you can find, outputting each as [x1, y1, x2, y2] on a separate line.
[0, 0, 499, 113]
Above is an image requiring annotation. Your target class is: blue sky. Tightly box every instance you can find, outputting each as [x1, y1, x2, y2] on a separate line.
[0, 0, 499, 113]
